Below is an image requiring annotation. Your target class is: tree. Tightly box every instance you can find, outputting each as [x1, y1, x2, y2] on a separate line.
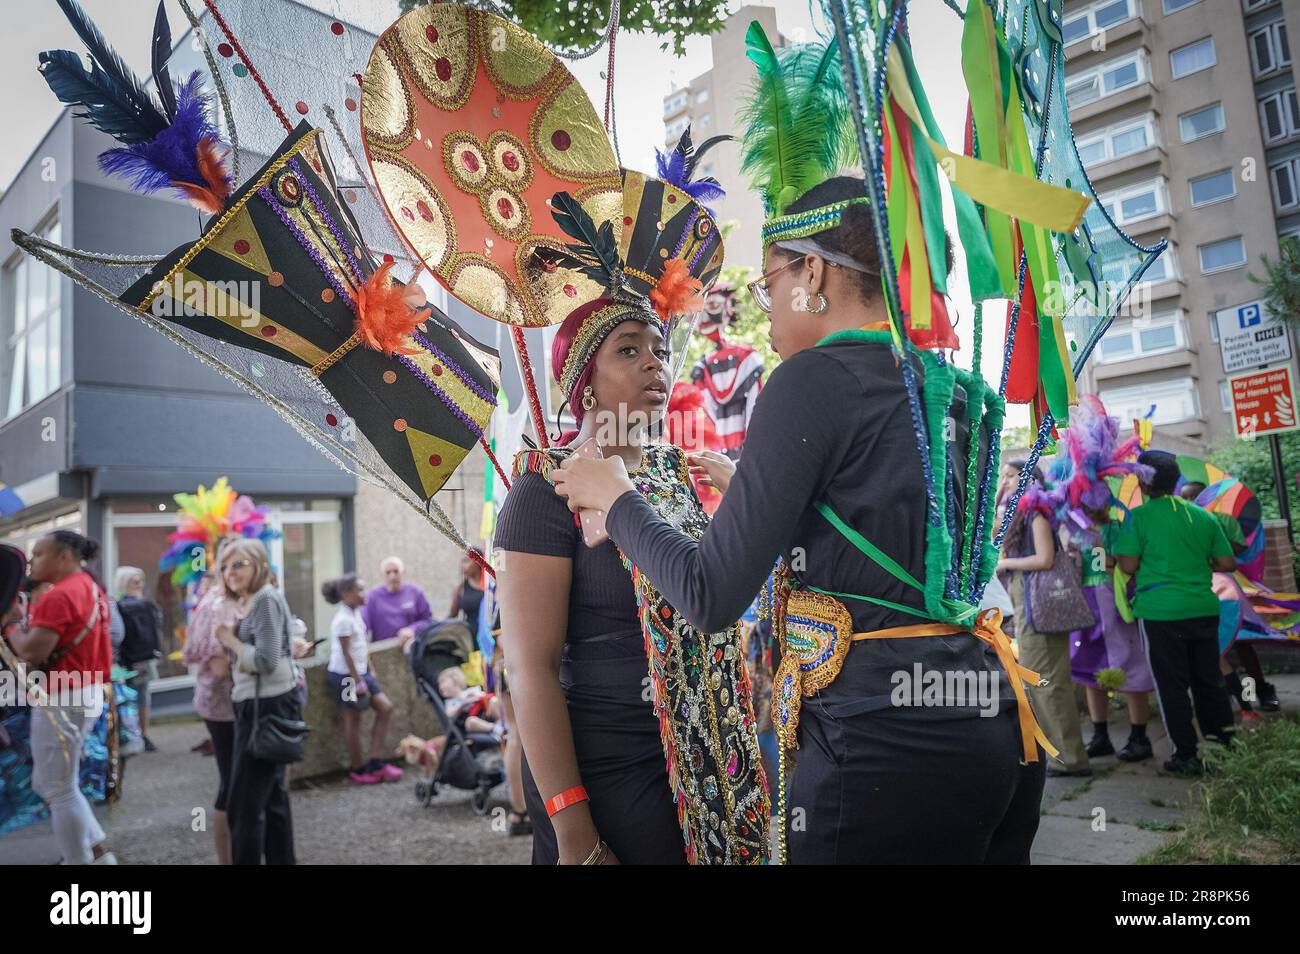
[1248, 235, 1300, 329]
[1208, 431, 1300, 523]
[396, 0, 729, 56]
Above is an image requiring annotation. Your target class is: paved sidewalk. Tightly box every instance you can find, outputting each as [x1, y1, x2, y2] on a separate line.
[1030, 671, 1300, 864]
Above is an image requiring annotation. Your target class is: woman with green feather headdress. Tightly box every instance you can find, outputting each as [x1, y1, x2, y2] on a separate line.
[552, 20, 1052, 864]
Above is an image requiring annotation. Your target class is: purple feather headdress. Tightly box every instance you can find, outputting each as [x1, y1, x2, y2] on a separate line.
[38, 0, 231, 215]
[1051, 394, 1154, 530]
[655, 126, 731, 213]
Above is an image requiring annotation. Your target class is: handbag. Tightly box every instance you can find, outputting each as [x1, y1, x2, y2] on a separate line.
[245, 613, 310, 763]
[1026, 538, 1097, 634]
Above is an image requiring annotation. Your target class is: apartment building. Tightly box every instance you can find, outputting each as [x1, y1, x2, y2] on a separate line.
[662, 5, 786, 272]
[1066, 0, 1300, 452]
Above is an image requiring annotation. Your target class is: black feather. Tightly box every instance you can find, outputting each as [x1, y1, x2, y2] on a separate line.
[39, 50, 164, 144]
[50, 0, 166, 139]
[151, 0, 176, 121]
[548, 192, 623, 291]
[685, 134, 733, 180]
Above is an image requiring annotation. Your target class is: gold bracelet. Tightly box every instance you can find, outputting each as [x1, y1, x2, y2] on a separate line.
[581, 839, 608, 865]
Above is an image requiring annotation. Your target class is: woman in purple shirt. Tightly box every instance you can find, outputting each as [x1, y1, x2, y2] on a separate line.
[362, 556, 432, 643]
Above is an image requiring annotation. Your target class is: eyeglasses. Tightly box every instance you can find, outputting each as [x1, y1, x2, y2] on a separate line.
[224, 560, 252, 572]
[746, 255, 806, 314]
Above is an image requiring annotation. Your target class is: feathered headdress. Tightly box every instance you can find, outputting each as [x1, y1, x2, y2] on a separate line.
[1047, 394, 1154, 533]
[38, 0, 231, 214]
[654, 126, 732, 213]
[159, 477, 279, 588]
[737, 21, 861, 247]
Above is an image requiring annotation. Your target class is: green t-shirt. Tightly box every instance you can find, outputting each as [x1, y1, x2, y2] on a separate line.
[1110, 496, 1233, 621]
[1080, 522, 1118, 588]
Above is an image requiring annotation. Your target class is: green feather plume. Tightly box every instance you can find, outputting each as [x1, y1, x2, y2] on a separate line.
[736, 21, 858, 217]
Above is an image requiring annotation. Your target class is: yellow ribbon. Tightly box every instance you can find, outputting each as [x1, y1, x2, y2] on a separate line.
[886, 46, 1091, 235]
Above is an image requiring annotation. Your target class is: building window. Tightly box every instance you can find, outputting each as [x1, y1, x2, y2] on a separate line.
[1064, 52, 1147, 109]
[1179, 102, 1225, 142]
[1088, 178, 1167, 228]
[664, 92, 687, 114]
[1270, 158, 1300, 211]
[1242, 0, 1275, 11]
[1075, 114, 1157, 167]
[3, 215, 61, 420]
[1250, 22, 1291, 77]
[1219, 379, 1232, 412]
[1063, 0, 1136, 44]
[1163, 0, 1201, 11]
[698, 113, 711, 128]
[1098, 377, 1200, 425]
[1198, 236, 1247, 273]
[1097, 312, 1186, 364]
[1100, 246, 1174, 289]
[1170, 37, 1215, 79]
[1258, 87, 1300, 143]
[1189, 168, 1236, 207]
[695, 89, 709, 104]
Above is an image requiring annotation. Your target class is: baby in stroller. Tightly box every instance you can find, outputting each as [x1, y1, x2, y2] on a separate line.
[399, 619, 504, 812]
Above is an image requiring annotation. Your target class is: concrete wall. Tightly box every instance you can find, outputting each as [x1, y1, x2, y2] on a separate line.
[294, 638, 444, 780]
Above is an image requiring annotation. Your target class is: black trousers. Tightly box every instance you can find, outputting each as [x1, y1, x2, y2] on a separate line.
[229, 693, 297, 865]
[205, 718, 236, 812]
[788, 701, 1046, 864]
[1139, 617, 1235, 759]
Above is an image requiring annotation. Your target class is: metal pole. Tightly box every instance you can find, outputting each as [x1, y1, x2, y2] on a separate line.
[1270, 432, 1294, 543]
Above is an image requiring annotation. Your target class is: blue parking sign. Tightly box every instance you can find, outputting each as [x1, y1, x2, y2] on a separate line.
[1238, 303, 1262, 328]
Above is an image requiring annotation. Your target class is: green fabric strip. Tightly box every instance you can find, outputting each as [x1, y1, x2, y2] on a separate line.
[919, 351, 958, 620]
[814, 501, 924, 591]
[815, 328, 895, 347]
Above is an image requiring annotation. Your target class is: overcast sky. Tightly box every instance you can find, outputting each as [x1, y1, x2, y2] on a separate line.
[1, 0, 1024, 421]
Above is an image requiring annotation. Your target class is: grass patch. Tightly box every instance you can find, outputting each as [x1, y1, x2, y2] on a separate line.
[1134, 818, 1184, 833]
[1137, 717, 1300, 864]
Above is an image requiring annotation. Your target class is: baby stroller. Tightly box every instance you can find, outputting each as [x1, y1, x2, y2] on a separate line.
[408, 618, 504, 814]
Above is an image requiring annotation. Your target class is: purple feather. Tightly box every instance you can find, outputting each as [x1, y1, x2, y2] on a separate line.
[655, 146, 688, 190]
[97, 72, 226, 199]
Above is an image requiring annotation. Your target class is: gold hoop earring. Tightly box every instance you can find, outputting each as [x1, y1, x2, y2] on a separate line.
[807, 293, 829, 314]
[581, 385, 596, 411]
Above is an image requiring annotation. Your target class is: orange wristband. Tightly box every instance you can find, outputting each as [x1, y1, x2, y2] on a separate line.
[545, 785, 588, 818]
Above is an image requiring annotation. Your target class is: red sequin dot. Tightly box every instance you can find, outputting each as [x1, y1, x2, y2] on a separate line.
[434, 57, 452, 82]
[563, 283, 577, 298]
[345, 97, 357, 112]
[383, 253, 395, 264]
[260, 325, 277, 337]
[382, 370, 397, 384]
[667, 193, 677, 203]
[326, 413, 338, 426]
[425, 24, 439, 43]
[551, 129, 571, 151]
[416, 200, 434, 222]
[233, 239, 250, 255]
[428, 454, 442, 467]
[331, 21, 344, 35]
[295, 100, 309, 115]
[501, 151, 520, 173]
[321, 288, 335, 303]
[393, 418, 408, 432]
[461, 150, 480, 173]
[623, 215, 632, 226]
[496, 197, 515, 220]
[401, 207, 415, 222]
[430, 364, 443, 377]
[217, 42, 233, 57]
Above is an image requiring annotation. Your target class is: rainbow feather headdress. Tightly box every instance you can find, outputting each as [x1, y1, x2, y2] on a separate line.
[159, 477, 279, 588]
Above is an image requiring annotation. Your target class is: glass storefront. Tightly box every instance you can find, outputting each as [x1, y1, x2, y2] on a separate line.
[105, 497, 347, 677]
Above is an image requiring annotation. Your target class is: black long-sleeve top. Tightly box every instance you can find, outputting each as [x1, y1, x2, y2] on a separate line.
[607, 336, 1011, 719]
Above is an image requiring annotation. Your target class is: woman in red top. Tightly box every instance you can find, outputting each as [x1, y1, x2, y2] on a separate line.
[5, 530, 115, 863]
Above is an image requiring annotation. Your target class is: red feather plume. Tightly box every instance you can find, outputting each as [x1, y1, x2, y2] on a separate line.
[650, 257, 704, 321]
[355, 261, 429, 356]
[171, 138, 231, 215]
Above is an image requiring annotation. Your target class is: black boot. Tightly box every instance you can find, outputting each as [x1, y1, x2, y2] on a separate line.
[1117, 733, 1153, 762]
[1086, 723, 1115, 758]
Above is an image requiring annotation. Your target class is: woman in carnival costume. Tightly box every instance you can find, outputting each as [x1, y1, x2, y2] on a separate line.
[1047, 396, 1156, 763]
[494, 157, 770, 866]
[553, 24, 1055, 864]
